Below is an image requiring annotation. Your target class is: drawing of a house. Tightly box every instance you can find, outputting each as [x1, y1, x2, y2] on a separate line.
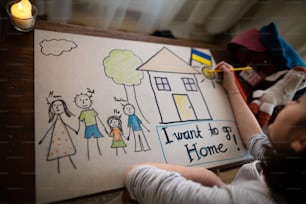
[137, 47, 212, 124]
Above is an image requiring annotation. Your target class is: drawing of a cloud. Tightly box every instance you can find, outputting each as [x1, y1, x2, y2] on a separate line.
[39, 39, 78, 56]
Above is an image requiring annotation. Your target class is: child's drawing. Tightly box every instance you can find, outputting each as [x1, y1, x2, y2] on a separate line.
[39, 39, 78, 56]
[35, 29, 250, 203]
[123, 103, 151, 152]
[38, 91, 77, 174]
[201, 67, 216, 88]
[190, 48, 212, 68]
[137, 47, 212, 124]
[189, 48, 216, 87]
[74, 88, 106, 160]
[202, 67, 216, 80]
[104, 49, 149, 123]
[106, 112, 127, 156]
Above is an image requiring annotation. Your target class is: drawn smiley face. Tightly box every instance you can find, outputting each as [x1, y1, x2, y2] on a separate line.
[75, 94, 92, 109]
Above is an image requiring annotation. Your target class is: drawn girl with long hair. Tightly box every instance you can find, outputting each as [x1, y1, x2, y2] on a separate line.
[107, 113, 127, 156]
[39, 92, 77, 174]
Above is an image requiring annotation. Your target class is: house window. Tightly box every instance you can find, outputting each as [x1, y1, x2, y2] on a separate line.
[155, 77, 171, 91]
[182, 77, 197, 91]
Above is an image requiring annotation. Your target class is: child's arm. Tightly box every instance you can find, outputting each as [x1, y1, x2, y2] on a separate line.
[65, 122, 78, 134]
[126, 162, 224, 187]
[217, 61, 263, 145]
[97, 115, 109, 134]
[126, 127, 131, 140]
[76, 120, 80, 134]
[140, 123, 150, 133]
[39, 125, 53, 144]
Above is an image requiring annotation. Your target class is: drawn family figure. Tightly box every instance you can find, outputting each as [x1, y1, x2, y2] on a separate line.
[39, 92, 77, 174]
[107, 113, 127, 156]
[123, 103, 151, 152]
[74, 88, 106, 160]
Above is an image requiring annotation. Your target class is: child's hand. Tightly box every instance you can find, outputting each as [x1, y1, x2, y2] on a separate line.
[104, 128, 109, 135]
[215, 61, 238, 93]
[123, 134, 129, 141]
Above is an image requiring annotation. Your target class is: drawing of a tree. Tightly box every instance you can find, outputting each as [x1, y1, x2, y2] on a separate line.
[103, 49, 149, 122]
[104, 49, 142, 95]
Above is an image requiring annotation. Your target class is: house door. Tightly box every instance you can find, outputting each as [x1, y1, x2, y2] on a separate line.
[173, 94, 197, 121]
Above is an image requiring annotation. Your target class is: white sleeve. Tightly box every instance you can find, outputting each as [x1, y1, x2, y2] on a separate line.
[247, 133, 272, 160]
[125, 165, 231, 204]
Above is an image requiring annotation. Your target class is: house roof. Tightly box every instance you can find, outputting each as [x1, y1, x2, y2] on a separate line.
[137, 47, 200, 74]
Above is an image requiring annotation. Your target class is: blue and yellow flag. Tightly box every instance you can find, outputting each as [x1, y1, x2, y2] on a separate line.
[191, 48, 212, 67]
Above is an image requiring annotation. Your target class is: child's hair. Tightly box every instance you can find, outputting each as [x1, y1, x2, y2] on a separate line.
[262, 145, 306, 204]
[263, 91, 306, 203]
[107, 115, 123, 132]
[48, 99, 74, 122]
[73, 88, 95, 105]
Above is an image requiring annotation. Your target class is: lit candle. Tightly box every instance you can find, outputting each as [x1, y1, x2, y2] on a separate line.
[10, 0, 34, 31]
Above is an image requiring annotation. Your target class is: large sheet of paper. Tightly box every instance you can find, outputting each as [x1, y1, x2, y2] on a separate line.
[34, 29, 250, 203]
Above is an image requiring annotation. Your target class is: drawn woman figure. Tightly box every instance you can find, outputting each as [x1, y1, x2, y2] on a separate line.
[74, 89, 106, 160]
[107, 114, 127, 156]
[39, 93, 77, 174]
[123, 103, 151, 152]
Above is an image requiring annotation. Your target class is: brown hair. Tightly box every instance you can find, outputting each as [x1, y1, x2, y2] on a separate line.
[262, 145, 306, 203]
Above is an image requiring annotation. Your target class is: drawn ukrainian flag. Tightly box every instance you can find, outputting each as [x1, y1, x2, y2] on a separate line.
[191, 48, 212, 67]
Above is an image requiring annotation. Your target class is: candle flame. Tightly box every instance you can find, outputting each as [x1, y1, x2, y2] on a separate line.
[11, 0, 32, 19]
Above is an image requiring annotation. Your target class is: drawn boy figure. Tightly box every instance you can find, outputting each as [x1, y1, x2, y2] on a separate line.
[39, 92, 77, 174]
[123, 103, 151, 152]
[107, 113, 127, 156]
[74, 89, 106, 160]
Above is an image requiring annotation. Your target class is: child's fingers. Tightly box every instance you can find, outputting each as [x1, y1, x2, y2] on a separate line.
[216, 70, 223, 81]
[215, 62, 224, 80]
[215, 62, 233, 79]
[218, 62, 233, 71]
[215, 61, 231, 80]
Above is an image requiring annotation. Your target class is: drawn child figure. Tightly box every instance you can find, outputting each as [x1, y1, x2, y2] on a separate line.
[123, 103, 151, 152]
[39, 92, 77, 174]
[74, 89, 106, 160]
[107, 113, 127, 156]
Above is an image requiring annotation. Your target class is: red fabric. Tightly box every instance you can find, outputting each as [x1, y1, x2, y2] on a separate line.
[230, 29, 266, 52]
[228, 29, 278, 89]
